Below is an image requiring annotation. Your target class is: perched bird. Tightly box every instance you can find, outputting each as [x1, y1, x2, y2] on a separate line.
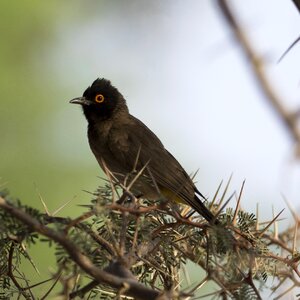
[70, 78, 217, 223]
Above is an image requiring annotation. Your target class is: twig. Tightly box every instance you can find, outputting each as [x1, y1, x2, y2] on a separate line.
[232, 180, 245, 225]
[291, 0, 300, 13]
[69, 280, 99, 299]
[217, 174, 232, 208]
[64, 210, 95, 233]
[76, 223, 116, 256]
[209, 180, 223, 209]
[258, 209, 285, 237]
[40, 273, 61, 300]
[217, 0, 300, 153]
[8, 243, 32, 300]
[119, 210, 129, 257]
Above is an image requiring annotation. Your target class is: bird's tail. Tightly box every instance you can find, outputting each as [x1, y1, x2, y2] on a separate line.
[193, 193, 219, 224]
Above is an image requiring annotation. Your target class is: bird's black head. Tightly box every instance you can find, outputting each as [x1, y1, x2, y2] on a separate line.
[70, 78, 128, 122]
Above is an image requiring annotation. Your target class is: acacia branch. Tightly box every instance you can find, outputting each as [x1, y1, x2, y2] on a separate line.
[217, 0, 300, 152]
[0, 197, 162, 300]
[291, 0, 300, 13]
[1, 179, 299, 299]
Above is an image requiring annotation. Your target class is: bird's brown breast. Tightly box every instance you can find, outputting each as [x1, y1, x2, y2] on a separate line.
[88, 117, 132, 174]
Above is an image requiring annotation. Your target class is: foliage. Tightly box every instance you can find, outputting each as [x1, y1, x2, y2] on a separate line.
[0, 181, 299, 300]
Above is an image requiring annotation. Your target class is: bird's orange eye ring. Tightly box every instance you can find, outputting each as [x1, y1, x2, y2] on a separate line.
[95, 94, 105, 103]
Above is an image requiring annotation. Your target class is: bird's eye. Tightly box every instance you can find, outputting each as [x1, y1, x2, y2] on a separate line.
[95, 94, 105, 103]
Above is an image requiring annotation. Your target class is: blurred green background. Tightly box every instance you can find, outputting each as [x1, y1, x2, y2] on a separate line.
[0, 1, 104, 296]
[1, 1, 101, 213]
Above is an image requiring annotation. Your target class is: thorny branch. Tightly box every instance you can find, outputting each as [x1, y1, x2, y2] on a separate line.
[217, 0, 300, 155]
[0, 196, 161, 300]
[291, 0, 300, 13]
[0, 178, 300, 300]
[0, 140, 299, 299]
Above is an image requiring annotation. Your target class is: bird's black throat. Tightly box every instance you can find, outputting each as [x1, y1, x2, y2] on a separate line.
[82, 103, 115, 124]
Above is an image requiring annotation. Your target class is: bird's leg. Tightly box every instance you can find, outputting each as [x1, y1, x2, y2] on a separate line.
[183, 209, 197, 219]
[117, 190, 142, 204]
[117, 190, 136, 204]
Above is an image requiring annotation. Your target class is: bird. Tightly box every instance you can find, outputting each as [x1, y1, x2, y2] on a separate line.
[70, 78, 217, 223]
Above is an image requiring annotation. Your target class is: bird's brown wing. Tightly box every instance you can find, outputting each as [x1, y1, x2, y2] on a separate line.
[105, 116, 215, 221]
[107, 117, 192, 193]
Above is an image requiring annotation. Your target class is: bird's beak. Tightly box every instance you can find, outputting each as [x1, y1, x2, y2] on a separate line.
[69, 97, 92, 106]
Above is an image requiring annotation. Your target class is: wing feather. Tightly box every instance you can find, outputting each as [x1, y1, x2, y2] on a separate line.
[107, 116, 195, 201]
